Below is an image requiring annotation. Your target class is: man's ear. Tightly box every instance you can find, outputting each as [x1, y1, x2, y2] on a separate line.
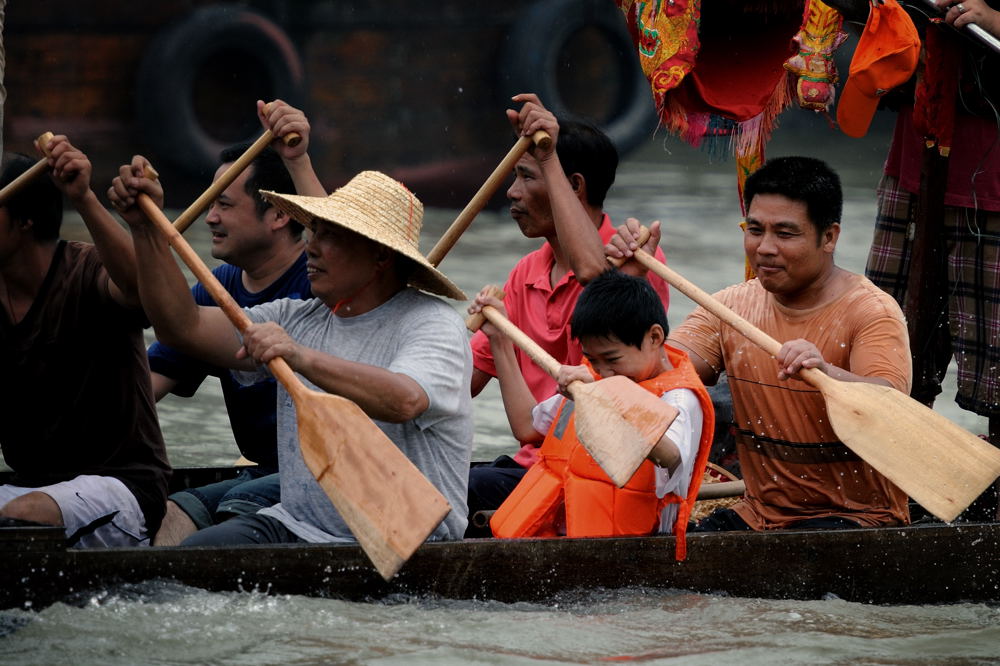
[268, 206, 291, 231]
[373, 245, 394, 268]
[569, 173, 587, 200]
[822, 222, 841, 253]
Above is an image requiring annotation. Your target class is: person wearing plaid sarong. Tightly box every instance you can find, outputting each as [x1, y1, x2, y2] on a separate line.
[864, 0, 1000, 520]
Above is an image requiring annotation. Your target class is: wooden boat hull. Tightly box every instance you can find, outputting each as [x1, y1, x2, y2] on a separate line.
[3, 521, 998, 610]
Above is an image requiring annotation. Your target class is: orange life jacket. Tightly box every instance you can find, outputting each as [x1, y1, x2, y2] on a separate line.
[491, 344, 715, 560]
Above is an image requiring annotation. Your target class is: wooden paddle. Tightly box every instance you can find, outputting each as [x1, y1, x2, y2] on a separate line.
[134, 181, 451, 581]
[467, 286, 679, 487]
[628, 246, 1000, 522]
[171, 103, 302, 233]
[426, 130, 551, 266]
[0, 132, 54, 205]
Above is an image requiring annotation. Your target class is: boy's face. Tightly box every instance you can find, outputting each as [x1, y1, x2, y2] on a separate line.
[580, 327, 664, 383]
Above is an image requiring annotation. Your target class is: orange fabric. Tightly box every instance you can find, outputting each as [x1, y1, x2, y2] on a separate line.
[491, 345, 715, 560]
[836, 0, 920, 138]
[669, 275, 912, 530]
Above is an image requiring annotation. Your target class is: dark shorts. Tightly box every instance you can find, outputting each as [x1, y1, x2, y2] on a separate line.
[689, 508, 861, 532]
[467, 456, 528, 513]
[866, 174, 1000, 417]
[170, 467, 280, 530]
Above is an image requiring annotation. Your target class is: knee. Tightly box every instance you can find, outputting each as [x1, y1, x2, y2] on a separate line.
[0, 491, 64, 526]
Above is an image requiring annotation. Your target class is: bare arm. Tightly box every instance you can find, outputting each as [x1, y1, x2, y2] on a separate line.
[508, 93, 607, 283]
[666, 338, 721, 387]
[258, 99, 327, 196]
[45, 136, 141, 307]
[468, 287, 543, 441]
[648, 433, 682, 474]
[776, 338, 892, 387]
[491, 334, 544, 443]
[471, 367, 493, 397]
[151, 372, 178, 402]
[108, 158, 252, 371]
[237, 319, 430, 423]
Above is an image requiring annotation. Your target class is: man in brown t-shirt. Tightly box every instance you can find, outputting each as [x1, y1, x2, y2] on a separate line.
[0, 138, 170, 546]
[610, 156, 912, 530]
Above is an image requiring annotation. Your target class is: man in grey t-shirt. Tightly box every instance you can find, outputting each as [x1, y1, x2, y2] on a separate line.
[114, 167, 473, 544]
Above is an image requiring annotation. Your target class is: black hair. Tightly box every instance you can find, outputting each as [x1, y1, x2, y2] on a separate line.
[0, 153, 63, 241]
[218, 142, 303, 237]
[571, 270, 668, 349]
[555, 118, 618, 207]
[742, 156, 842, 237]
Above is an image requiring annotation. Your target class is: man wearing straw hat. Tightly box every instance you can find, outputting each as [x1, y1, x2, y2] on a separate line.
[150, 102, 322, 546]
[114, 169, 474, 545]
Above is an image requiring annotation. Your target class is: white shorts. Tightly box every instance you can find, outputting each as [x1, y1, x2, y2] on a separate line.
[0, 475, 148, 548]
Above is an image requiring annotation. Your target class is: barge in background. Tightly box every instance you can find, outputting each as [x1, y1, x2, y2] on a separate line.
[3, 0, 656, 208]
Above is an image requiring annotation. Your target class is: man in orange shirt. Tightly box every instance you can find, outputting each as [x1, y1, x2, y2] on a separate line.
[612, 156, 912, 530]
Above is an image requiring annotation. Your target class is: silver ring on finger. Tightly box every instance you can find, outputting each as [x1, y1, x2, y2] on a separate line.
[957, 3, 966, 12]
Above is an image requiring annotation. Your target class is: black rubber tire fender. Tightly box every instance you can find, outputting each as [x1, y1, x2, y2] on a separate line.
[496, 0, 657, 156]
[136, 4, 304, 177]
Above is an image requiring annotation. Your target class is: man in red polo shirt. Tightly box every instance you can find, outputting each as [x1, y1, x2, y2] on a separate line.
[466, 94, 671, 528]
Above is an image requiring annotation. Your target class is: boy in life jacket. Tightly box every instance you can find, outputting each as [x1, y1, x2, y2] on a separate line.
[470, 270, 714, 559]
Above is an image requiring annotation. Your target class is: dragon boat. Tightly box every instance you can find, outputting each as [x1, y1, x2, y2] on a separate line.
[2, 467, 997, 611]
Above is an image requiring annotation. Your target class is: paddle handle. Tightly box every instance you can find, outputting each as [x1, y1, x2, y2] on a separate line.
[426, 130, 551, 267]
[172, 103, 300, 233]
[135, 191, 304, 393]
[466, 293, 562, 378]
[632, 249, 784, 358]
[0, 132, 55, 206]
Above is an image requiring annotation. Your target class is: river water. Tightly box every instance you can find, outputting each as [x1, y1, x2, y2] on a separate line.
[3, 116, 998, 664]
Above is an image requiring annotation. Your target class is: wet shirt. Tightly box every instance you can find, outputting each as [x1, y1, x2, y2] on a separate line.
[669, 273, 912, 529]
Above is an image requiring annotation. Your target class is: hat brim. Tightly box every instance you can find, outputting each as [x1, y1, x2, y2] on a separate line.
[836, 78, 880, 139]
[262, 189, 467, 301]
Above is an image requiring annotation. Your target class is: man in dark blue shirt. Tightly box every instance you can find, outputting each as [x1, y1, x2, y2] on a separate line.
[151, 101, 326, 545]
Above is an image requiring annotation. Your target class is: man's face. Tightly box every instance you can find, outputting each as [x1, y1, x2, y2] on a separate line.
[743, 193, 839, 303]
[506, 154, 555, 239]
[305, 220, 383, 306]
[204, 165, 273, 264]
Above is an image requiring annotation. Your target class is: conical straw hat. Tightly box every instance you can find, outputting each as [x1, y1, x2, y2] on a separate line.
[262, 171, 465, 300]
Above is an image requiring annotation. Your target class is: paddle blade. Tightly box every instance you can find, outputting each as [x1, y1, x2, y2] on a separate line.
[295, 391, 452, 580]
[571, 376, 678, 488]
[820, 379, 1000, 522]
